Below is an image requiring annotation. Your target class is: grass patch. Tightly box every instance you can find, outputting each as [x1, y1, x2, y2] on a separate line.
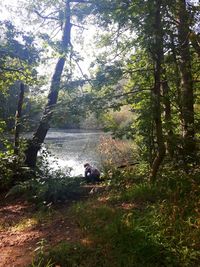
[31, 240, 112, 267]
[110, 182, 159, 203]
[11, 217, 38, 231]
[30, 166, 200, 267]
[70, 200, 178, 267]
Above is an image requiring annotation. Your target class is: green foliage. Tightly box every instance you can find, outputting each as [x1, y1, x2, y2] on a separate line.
[92, 61, 124, 90]
[29, 163, 200, 267]
[0, 1, 199, 265]
[86, 0, 199, 174]
[4, 146, 84, 203]
[71, 168, 200, 266]
[51, 89, 85, 129]
[21, 94, 46, 131]
[0, 141, 31, 191]
[32, 241, 108, 267]
[71, 203, 176, 267]
[48, 242, 105, 267]
[101, 106, 136, 139]
[30, 239, 54, 267]
[0, 20, 40, 90]
[115, 183, 159, 203]
[0, 19, 41, 137]
[6, 173, 84, 205]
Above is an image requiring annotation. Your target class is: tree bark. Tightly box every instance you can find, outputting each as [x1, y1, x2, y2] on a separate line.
[162, 69, 174, 157]
[189, 32, 200, 58]
[150, 0, 166, 182]
[25, 0, 71, 168]
[177, 0, 195, 161]
[14, 82, 25, 155]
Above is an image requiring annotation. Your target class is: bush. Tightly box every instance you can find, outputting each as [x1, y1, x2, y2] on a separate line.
[6, 170, 84, 205]
[98, 135, 138, 183]
[0, 154, 32, 191]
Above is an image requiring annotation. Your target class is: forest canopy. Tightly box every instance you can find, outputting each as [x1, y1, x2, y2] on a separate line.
[0, 0, 199, 174]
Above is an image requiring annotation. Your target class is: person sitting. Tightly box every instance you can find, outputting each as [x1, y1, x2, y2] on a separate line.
[84, 163, 100, 183]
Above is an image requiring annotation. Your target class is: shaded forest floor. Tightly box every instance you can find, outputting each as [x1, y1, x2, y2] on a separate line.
[0, 176, 200, 267]
[0, 201, 78, 267]
[0, 185, 98, 267]
[0, 184, 138, 267]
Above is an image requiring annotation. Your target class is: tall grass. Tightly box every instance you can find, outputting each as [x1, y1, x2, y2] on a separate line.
[98, 135, 137, 179]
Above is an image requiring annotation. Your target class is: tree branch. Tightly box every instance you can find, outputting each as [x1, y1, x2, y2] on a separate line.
[71, 23, 88, 30]
[0, 67, 24, 73]
[71, 56, 93, 86]
[70, 0, 93, 3]
[34, 10, 59, 21]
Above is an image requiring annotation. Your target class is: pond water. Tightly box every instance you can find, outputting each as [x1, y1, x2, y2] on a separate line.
[41, 129, 105, 176]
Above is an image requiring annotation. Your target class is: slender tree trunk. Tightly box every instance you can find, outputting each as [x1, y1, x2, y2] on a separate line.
[162, 69, 174, 157]
[177, 0, 195, 161]
[149, 92, 155, 166]
[189, 32, 200, 58]
[170, 34, 182, 112]
[170, 33, 186, 148]
[14, 82, 25, 155]
[150, 0, 166, 182]
[25, 0, 71, 168]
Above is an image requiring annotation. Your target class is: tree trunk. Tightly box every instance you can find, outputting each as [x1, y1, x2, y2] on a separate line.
[177, 0, 195, 161]
[189, 32, 200, 58]
[25, 0, 71, 168]
[162, 69, 174, 157]
[150, 0, 166, 182]
[170, 34, 182, 113]
[14, 82, 25, 155]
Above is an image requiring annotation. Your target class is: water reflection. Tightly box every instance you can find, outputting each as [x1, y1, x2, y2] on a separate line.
[43, 129, 105, 176]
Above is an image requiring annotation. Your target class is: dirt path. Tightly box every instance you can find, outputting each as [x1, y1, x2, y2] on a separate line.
[0, 185, 106, 267]
[0, 193, 91, 266]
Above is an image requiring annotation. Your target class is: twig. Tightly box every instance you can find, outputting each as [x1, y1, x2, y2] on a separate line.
[69, 0, 93, 3]
[71, 23, 88, 30]
[50, 25, 62, 39]
[34, 10, 59, 21]
[0, 67, 24, 73]
[71, 56, 93, 86]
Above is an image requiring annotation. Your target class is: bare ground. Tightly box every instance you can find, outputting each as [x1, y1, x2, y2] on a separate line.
[0, 185, 101, 267]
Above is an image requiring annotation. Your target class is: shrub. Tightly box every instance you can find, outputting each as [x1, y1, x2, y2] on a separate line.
[98, 135, 137, 179]
[6, 171, 84, 205]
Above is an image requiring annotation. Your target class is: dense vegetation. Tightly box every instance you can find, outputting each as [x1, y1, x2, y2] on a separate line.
[0, 0, 199, 266]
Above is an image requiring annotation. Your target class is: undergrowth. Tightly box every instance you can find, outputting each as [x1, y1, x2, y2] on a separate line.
[30, 163, 200, 267]
[5, 148, 86, 206]
[6, 173, 84, 206]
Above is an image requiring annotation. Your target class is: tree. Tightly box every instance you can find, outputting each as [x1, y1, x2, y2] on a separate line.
[25, 0, 71, 167]
[149, 0, 166, 180]
[0, 20, 39, 133]
[83, 0, 199, 177]
[24, 0, 93, 167]
[177, 0, 196, 161]
[14, 82, 25, 155]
